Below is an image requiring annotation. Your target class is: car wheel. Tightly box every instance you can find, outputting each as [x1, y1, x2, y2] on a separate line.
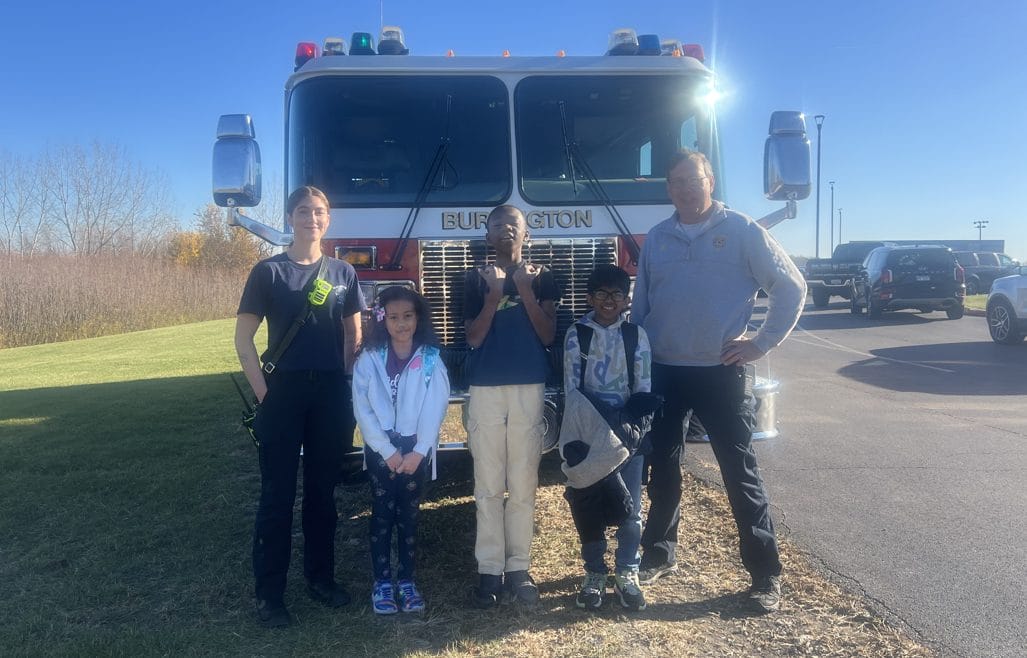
[540, 399, 562, 453]
[988, 299, 1025, 344]
[867, 290, 882, 319]
[946, 304, 965, 320]
[812, 289, 830, 308]
[966, 278, 980, 296]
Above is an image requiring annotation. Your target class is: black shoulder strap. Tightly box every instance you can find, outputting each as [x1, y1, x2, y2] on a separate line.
[621, 321, 639, 393]
[262, 257, 328, 374]
[575, 323, 593, 391]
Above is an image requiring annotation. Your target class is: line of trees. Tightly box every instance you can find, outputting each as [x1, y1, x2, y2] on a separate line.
[0, 142, 179, 256]
[0, 142, 280, 347]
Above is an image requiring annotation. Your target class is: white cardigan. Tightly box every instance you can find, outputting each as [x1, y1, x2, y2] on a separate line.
[352, 343, 450, 480]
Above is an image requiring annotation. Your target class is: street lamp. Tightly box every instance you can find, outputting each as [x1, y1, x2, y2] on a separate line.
[837, 207, 843, 244]
[973, 219, 989, 241]
[814, 114, 825, 258]
[829, 180, 835, 252]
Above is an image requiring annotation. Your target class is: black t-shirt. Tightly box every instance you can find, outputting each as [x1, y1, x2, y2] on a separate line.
[462, 264, 561, 386]
[238, 253, 365, 371]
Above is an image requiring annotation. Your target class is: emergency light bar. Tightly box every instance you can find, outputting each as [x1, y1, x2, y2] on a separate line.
[350, 32, 376, 55]
[295, 42, 319, 70]
[637, 34, 662, 56]
[323, 37, 346, 56]
[607, 28, 639, 55]
[378, 26, 409, 55]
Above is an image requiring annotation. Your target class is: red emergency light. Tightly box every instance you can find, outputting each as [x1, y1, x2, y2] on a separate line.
[295, 42, 320, 70]
[682, 44, 705, 62]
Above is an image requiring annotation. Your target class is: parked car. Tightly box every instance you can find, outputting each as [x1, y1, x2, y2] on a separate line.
[985, 265, 1027, 344]
[804, 241, 890, 307]
[952, 251, 1020, 295]
[850, 245, 965, 320]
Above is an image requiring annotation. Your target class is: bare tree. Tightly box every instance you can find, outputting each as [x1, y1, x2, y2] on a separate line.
[0, 153, 52, 255]
[41, 142, 178, 255]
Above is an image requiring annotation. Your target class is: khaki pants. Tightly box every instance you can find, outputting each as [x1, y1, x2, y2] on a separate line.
[467, 383, 545, 575]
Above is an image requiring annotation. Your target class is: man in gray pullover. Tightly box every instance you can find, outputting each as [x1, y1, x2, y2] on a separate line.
[631, 149, 805, 613]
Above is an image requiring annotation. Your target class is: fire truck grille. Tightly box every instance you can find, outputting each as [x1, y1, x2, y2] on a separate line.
[419, 237, 619, 346]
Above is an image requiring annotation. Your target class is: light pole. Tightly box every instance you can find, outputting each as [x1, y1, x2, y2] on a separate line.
[814, 114, 825, 258]
[829, 180, 835, 251]
[973, 219, 989, 241]
[837, 208, 843, 244]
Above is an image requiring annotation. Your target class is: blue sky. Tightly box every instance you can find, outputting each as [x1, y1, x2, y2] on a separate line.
[2, 0, 1025, 259]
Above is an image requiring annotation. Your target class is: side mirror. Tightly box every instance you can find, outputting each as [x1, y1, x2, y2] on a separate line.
[212, 114, 262, 208]
[764, 111, 812, 201]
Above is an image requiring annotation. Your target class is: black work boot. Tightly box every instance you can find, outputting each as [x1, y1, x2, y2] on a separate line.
[472, 573, 503, 609]
[256, 599, 291, 628]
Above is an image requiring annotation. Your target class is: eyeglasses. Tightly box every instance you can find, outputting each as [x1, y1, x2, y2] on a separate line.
[293, 207, 329, 218]
[668, 176, 707, 189]
[591, 290, 626, 302]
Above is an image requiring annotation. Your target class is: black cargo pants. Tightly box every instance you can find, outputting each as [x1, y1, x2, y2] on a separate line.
[252, 369, 348, 605]
[641, 363, 782, 579]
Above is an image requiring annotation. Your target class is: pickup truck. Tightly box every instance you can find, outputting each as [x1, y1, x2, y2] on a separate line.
[952, 251, 1020, 295]
[804, 241, 889, 308]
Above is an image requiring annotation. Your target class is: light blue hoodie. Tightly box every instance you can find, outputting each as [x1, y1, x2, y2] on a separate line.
[631, 202, 806, 367]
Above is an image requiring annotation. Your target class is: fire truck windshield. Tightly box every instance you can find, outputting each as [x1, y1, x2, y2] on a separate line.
[288, 75, 511, 207]
[516, 75, 714, 205]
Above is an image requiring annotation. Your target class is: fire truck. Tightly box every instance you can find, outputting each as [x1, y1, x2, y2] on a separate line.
[213, 27, 812, 449]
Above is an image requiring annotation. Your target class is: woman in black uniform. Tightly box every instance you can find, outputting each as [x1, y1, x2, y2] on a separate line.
[235, 185, 364, 627]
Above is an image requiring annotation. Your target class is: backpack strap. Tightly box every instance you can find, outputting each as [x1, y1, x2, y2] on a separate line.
[574, 323, 593, 392]
[621, 322, 639, 393]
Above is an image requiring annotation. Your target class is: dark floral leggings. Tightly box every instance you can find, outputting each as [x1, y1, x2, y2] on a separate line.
[365, 444, 427, 582]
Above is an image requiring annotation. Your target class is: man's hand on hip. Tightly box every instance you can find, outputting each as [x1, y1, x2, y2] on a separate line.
[721, 338, 764, 366]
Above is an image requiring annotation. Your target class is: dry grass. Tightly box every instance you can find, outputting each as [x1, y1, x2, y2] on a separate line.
[0, 253, 244, 348]
[326, 453, 933, 658]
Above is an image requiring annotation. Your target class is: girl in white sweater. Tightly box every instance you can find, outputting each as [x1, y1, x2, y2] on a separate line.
[352, 286, 449, 615]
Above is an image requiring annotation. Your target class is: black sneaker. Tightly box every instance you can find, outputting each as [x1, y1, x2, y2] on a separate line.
[613, 569, 647, 611]
[638, 559, 678, 585]
[307, 580, 352, 608]
[256, 599, 291, 628]
[575, 571, 607, 610]
[748, 574, 782, 613]
[472, 573, 503, 609]
[502, 570, 539, 605]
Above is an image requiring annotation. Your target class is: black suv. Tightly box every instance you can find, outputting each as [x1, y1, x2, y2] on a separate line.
[952, 251, 1020, 295]
[850, 245, 965, 320]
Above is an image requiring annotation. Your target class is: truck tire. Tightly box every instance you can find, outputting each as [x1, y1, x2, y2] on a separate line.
[966, 278, 980, 296]
[812, 289, 830, 308]
[867, 292, 882, 320]
[946, 304, 965, 320]
[988, 299, 1025, 344]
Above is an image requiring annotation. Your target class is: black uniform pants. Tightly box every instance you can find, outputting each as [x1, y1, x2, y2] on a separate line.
[252, 369, 348, 604]
[642, 363, 781, 579]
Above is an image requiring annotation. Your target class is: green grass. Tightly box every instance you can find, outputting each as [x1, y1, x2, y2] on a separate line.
[1, 320, 931, 657]
[965, 294, 987, 312]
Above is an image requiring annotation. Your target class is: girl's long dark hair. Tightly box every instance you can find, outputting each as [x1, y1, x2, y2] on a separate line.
[361, 286, 441, 352]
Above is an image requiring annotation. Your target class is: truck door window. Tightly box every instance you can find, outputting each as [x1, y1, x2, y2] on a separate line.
[288, 76, 510, 207]
[515, 75, 717, 205]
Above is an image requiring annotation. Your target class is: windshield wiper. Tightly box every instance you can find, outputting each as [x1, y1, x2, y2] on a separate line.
[385, 94, 454, 270]
[557, 101, 642, 265]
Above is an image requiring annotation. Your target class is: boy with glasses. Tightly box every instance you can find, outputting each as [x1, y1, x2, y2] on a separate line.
[560, 265, 652, 611]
